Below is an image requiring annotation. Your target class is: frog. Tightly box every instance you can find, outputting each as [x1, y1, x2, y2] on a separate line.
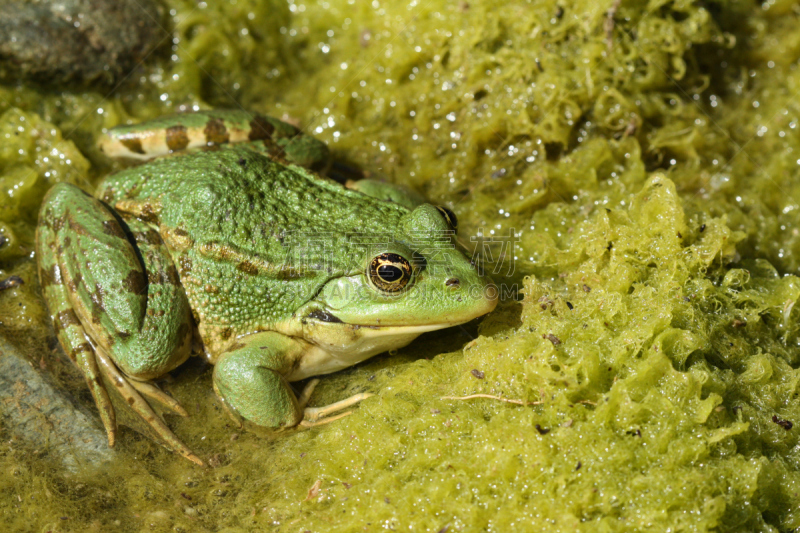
[35, 109, 498, 465]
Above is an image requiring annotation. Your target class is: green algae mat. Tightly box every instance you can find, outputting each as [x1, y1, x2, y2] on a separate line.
[3, 0, 800, 530]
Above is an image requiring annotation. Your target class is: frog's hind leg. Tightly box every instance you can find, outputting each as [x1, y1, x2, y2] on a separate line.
[36, 183, 201, 465]
[98, 110, 330, 173]
[93, 347, 201, 465]
[98, 110, 256, 161]
[37, 238, 117, 444]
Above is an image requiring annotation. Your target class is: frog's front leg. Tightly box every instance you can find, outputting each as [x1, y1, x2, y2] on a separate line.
[36, 183, 202, 465]
[213, 333, 372, 428]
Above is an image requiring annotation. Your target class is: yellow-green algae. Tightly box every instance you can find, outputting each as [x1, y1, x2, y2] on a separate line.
[3, 0, 800, 530]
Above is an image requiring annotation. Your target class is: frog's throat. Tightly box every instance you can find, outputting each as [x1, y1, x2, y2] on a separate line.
[277, 321, 453, 382]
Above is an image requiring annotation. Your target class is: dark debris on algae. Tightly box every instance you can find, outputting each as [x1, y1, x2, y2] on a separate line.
[3, 0, 800, 531]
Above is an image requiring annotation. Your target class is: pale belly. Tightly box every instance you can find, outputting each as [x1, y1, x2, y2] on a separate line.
[284, 322, 451, 382]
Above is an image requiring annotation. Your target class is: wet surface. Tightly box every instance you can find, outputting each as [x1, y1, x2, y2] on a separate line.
[0, 338, 114, 472]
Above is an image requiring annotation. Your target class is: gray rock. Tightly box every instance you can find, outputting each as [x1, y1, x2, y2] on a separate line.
[0, 336, 113, 472]
[0, 0, 166, 87]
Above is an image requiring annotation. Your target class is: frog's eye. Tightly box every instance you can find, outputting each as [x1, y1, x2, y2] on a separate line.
[435, 206, 458, 233]
[369, 253, 413, 293]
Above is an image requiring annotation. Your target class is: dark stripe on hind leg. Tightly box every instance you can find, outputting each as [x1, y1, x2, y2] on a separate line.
[121, 138, 145, 154]
[248, 114, 275, 140]
[166, 125, 190, 152]
[204, 118, 229, 145]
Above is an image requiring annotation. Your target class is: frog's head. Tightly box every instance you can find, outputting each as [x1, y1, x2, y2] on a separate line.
[293, 204, 497, 367]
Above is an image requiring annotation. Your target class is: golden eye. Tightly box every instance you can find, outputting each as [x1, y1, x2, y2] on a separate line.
[435, 205, 458, 233]
[369, 253, 413, 292]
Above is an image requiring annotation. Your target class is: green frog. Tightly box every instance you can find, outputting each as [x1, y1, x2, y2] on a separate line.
[35, 110, 497, 465]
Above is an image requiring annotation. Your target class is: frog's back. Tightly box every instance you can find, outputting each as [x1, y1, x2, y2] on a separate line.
[100, 145, 406, 246]
[97, 145, 410, 349]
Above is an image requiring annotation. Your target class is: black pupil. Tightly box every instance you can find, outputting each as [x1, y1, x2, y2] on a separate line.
[378, 264, 403, 282]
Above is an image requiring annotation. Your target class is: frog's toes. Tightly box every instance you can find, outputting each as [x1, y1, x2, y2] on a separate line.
[299, 392, 374, 427]
[296, 378, 320, 410]
[128, 379, 189, 417]
[94, 348, 203, 466]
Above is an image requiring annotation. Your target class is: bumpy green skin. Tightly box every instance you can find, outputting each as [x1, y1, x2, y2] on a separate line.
[36, 111, 496, 449]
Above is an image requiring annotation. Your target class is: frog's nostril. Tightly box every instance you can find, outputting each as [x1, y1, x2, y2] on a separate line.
[445, 278, 460, 288]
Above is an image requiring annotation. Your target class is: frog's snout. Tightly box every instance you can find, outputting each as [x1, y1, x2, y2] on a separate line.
[445, 277, 461, 288]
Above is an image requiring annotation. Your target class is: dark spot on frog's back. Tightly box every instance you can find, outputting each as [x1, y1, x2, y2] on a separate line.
[248, 115, 275, 141]
[66, 218, 91, 237]
[204, 118, 230, 146]
[179, 255, 193, 274]
[204, 283, 219, 294]
[139, 203, 158, 223]
[54, 309, 80, 333]
[69, 342, 93, 362]
[102, 219, 128, 240]
[276, 267, 306, 280]
[90, 287, 106, 323]
[121, 137, 145, 155]
[166, 124, 190, 152]
[66, 277, 78, 293]
[166, 264, 180, 285]
[133, 229, 162, 246]
[39, 264, 59, 287]
[50, 217, 65, 233]
[220, 327, 233, 340]
[122, 269, 147, 295]
[237, 261, 259, 276]
[147, 265, 180, 286]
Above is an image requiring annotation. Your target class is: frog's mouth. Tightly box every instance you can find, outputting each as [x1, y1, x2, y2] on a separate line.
[281, 314, 459, 382]
[295, 304, 488, 358]
[300, 309, 484, 332]
[280, 287, 497, 374]
[299, 282, 499, 330]
[300, 309, 458, 342]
